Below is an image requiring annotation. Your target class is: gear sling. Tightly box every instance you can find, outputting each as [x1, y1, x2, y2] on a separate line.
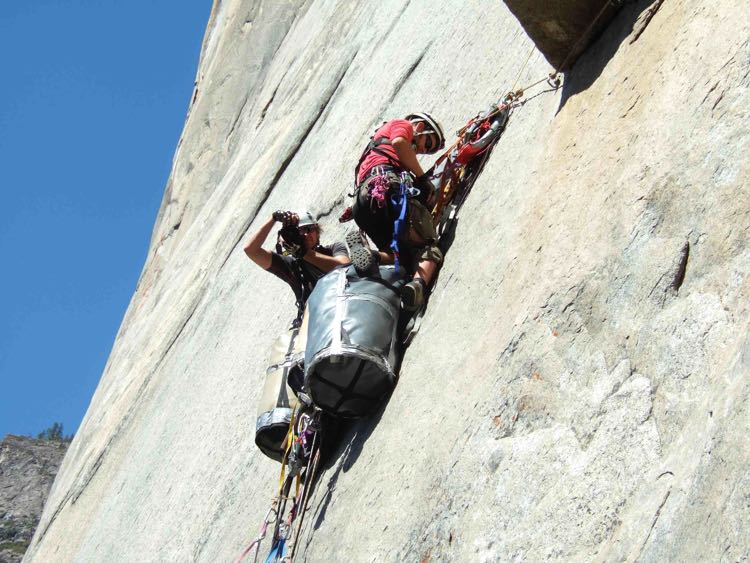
[351, 135, 416, 272]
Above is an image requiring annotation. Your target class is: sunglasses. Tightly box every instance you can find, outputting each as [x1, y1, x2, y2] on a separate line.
[422, 133, 439, 154]
[299, 225, 317, 234]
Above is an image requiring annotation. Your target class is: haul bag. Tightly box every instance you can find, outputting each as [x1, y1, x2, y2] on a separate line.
[255, 321, 306, 461]
[304, 265, 405, 418]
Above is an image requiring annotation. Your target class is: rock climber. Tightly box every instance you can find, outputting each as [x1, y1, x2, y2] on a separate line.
[244, 210, 350, 316]
[347, 112, 446, 309]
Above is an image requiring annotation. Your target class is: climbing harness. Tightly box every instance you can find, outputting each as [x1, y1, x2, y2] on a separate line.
[352, 134, 403, 191]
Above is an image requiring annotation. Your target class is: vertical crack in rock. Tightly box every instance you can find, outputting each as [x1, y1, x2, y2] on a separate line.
[30, 3, 750, 560]
[219, 57, 354, 272]
[701, 80, 722, 106]
[226, 95, 249, 142]
[69, 451, 106, 504]
[648, 239, 691, 305]
[377, 1, 412, 49]
[258, 83, 280, 126]
[256, 66, 293, 128]
[189, 85, 199, 110]
[711, 91, 726, 111]
[316, 196, 346, 220]
[383, 43, 431, 107]
[620, 94, 640, 118]
[314, 48, 359, 130]
[156, 293, 204, 366]
[267, 1, 312, 63]
[670, 241, 689, 293]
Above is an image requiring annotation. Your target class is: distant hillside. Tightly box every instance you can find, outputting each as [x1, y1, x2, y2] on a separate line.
[0, 435, 67, 563]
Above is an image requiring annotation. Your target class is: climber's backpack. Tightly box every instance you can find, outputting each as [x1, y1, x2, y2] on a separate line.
[304, 264, 405, 418]
[255, 323, 306, 461]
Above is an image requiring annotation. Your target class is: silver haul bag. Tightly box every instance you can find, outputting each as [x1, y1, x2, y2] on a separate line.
[255, 322, 306, 461]
[304, 265, 405, 418]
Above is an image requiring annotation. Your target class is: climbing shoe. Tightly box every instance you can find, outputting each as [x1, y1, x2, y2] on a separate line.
[401, 278, 426, 310]
[346, 230, 377, 277]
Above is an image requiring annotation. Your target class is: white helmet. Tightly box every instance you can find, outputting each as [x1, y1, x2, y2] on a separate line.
[296, 210, 318, 227]
[406, 112, 445, 153]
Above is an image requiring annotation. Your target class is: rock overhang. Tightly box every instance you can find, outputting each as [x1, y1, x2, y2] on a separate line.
[503, 0, 623, 70]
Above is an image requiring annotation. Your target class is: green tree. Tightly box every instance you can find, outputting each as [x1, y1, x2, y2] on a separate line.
[37, 422, 71, 442]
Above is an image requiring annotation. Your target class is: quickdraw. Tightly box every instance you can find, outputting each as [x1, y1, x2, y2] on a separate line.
[234, 505, 277, 563]
[236, 407, 322, 563]
[428, 94, 520, 232]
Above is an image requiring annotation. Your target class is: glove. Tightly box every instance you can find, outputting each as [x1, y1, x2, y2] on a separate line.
[414, 174, 433, 193]
[413, 174, 435, 204]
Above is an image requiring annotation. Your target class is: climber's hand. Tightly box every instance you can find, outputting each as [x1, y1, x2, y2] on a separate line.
[272, 211, 298, 227]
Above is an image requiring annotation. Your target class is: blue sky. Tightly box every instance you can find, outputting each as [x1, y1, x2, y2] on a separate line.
[0, 1, 209, 439]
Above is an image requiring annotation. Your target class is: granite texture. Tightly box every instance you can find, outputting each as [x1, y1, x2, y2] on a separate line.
[503, 0, 623, 70]
[0, 436, 67, 563]
[26, 0, 749, 561]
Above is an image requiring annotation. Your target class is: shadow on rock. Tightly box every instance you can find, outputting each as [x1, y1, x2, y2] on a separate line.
[312, 395, 392, 531]
[558, 0, 657, 112]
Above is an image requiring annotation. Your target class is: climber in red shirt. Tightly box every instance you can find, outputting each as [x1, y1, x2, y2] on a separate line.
[348, 113, 445, 310]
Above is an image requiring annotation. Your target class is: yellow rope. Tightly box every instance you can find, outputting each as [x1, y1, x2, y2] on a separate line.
[277, 407, 298, 492]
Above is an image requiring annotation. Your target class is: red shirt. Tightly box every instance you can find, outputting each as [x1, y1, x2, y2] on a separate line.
[356, 119, 414, 184]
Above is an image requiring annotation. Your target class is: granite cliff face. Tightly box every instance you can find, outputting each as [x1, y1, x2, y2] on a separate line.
[26, 0, 749, 561]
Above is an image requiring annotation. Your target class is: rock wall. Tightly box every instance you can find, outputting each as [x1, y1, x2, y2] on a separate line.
[0, 436, 67, 563]
[26, 0, 749, 561]
[503, 0, 622, 70]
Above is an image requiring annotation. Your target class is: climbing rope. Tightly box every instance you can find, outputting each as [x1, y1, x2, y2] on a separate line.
[241, 4, 632, 558]
[287, 427, 321, 562]
[235, 505, 278, 563]
[511, 44, 537, 93]
[277, 409, 298, 492]
[505, 0, 627, 101]
[235, 407, 309, 563]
